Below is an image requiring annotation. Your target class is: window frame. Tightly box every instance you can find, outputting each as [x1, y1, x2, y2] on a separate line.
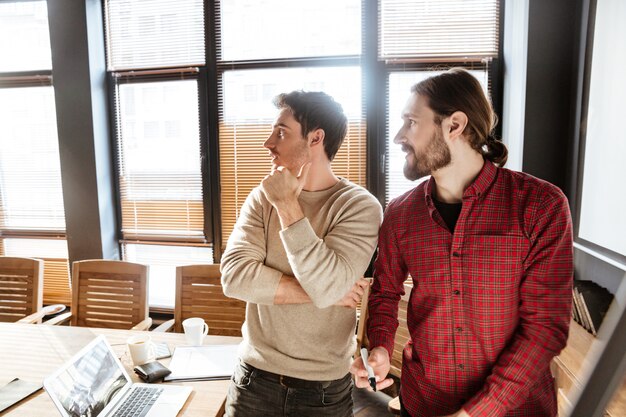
[365, 0, 505, 206]
[569, 0, 626, 267]
[0, 1, 70, 304]
[102, 0, 505, 298]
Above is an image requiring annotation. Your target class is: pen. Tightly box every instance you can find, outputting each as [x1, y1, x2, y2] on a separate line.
[360, 347, 377, 391]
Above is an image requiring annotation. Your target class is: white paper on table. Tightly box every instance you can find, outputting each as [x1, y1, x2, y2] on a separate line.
[164, 344, 240, 381]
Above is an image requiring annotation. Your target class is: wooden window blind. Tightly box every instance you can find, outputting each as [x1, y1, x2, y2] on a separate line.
[379, 0, 499, 62]
[114, 79, 205, 243]
[0, 84, 70, 304]
[104, 0, 205, 71]
[105, 0, 211, 308]
[0, 239, 70, 305]
[218, 67, 366, 245]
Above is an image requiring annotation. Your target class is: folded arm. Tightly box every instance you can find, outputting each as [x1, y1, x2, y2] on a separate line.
[279, 194, 382, 309]
[221, 189, 300, 305]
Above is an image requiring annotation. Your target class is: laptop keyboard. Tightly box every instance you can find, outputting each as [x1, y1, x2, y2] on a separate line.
[112, 386, 164, 417]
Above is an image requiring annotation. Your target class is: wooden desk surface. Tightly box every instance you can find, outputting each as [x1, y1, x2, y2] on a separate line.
[0, 323, 241, 417]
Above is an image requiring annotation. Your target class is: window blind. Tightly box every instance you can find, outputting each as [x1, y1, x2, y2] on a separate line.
[0, 87, 65, 233]
[114, 79, 205, 243]
[218, 67, 366, 245]
[2, 238, 71, 304]
[0, 85, 70, 304]
[379, 0, 499, 62]
[0, 1, 51, 72]
[218, 0, 361, 61]
[122, 242, 213, 308]
[104, 0, 205, 71]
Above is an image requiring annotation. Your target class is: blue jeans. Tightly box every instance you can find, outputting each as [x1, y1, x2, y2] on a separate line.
[224, 360, 354, 417]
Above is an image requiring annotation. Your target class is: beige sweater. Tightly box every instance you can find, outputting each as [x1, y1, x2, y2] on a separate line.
[220, 178, 382, 380]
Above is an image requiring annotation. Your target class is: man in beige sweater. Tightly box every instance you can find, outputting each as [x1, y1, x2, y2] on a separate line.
[220, 90, 382, 417]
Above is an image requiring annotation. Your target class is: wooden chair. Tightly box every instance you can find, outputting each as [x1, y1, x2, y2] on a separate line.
[356, 277, 372, 357]
[0, 256, 44, 323]
[154, 264, 246, 336]
[46, 260, 152, 330]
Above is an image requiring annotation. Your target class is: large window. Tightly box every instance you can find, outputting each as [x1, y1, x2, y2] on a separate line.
[386, 70, 490, 200]
[215, 0, 365, 244]
[577, 0, 626, 261]
[105, 0, 211, 308]
[381, 0, 500, 203]
[103, 0, 502, 308]
[0, 0, 70, 304]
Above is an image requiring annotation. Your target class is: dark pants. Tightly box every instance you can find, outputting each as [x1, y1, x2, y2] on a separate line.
[400, 396, 412, 417]
[224, 360, 354, 417]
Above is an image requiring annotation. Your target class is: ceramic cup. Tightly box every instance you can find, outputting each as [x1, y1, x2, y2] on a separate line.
[127, 333, 157, 365]
[182, 317, 209, 346]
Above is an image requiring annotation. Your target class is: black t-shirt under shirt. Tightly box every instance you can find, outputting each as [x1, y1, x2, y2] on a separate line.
[433, 198, 462, 233]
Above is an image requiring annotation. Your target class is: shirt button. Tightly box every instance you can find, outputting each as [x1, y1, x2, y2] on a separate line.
[456, 327, 463, 333]
[452, 251, 461, 257]
[458, 364, 464, 370]
[453, 290, 461, 295]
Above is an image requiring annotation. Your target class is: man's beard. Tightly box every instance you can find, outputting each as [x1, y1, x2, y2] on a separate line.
[403, 127, 451, 181]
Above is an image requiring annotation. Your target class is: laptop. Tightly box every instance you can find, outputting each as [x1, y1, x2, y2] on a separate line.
[43, 335, 192, 417]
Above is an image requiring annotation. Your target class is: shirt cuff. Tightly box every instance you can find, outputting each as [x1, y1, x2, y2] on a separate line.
[366, 331, 395, 359]
[279, 217, 319, 255]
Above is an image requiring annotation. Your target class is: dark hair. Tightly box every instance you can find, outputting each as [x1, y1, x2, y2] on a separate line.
[411, 68, 508, 167]
[273, 91, 348, 161]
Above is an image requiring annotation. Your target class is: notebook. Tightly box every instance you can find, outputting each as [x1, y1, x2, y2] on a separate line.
[164, 345, 239, 382]
[43, 335, 191, 417]
[0, 378, 42, 412]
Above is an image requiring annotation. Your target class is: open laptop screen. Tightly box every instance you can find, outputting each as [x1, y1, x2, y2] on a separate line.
[45, 337, 130, 417]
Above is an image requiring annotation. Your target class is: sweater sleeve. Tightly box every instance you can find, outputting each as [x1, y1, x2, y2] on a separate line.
[220, 188, 283, 305]
[279, 191, 382, 309]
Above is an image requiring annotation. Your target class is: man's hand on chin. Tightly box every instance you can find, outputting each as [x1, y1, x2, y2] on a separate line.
[261, 162, 311, 228]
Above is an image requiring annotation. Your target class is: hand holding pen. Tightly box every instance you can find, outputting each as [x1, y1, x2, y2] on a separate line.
[360, 348, 377, 391]
[350, 346, 394, 392]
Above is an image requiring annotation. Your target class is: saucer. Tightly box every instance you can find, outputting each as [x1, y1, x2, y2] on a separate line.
[42, 304, 66, 316]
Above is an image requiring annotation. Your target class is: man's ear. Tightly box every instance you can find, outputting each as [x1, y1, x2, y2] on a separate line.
[447, 111, 468, 140]
[308, 128, 325, 147]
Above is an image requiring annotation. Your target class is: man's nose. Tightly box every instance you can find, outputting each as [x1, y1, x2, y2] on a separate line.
[393, 128, 404, 145]
[263, 134, 274, 149]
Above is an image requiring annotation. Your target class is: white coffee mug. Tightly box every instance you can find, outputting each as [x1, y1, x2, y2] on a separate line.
[182, 317, 209, 346]
[127, 334, 157, 365]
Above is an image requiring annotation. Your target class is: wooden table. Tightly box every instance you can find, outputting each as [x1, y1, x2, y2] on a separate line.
[0, 323, 241, 416]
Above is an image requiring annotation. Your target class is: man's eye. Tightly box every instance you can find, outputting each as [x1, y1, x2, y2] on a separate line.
[408, 120, 416, 127]
[278, 129, 285, 138]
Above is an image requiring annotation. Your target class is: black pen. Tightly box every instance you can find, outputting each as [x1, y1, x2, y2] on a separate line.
[360, 347, 377, 391]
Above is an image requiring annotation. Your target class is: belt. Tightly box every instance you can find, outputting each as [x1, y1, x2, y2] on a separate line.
[244, 362, 344, 389]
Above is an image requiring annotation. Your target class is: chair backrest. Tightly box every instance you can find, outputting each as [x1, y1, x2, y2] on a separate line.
[71, 260, 149, 329]
[389, 283, 412, 378]
[355, 277, 372, 357]
[174, 264, 245, 336]
[0, 257, 43, 322]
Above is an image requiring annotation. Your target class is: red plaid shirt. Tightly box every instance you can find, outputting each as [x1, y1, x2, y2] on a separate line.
[368, 161, 573, 417]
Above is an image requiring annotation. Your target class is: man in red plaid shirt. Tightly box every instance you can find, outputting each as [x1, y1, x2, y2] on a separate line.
[351, 68, 573, 417]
